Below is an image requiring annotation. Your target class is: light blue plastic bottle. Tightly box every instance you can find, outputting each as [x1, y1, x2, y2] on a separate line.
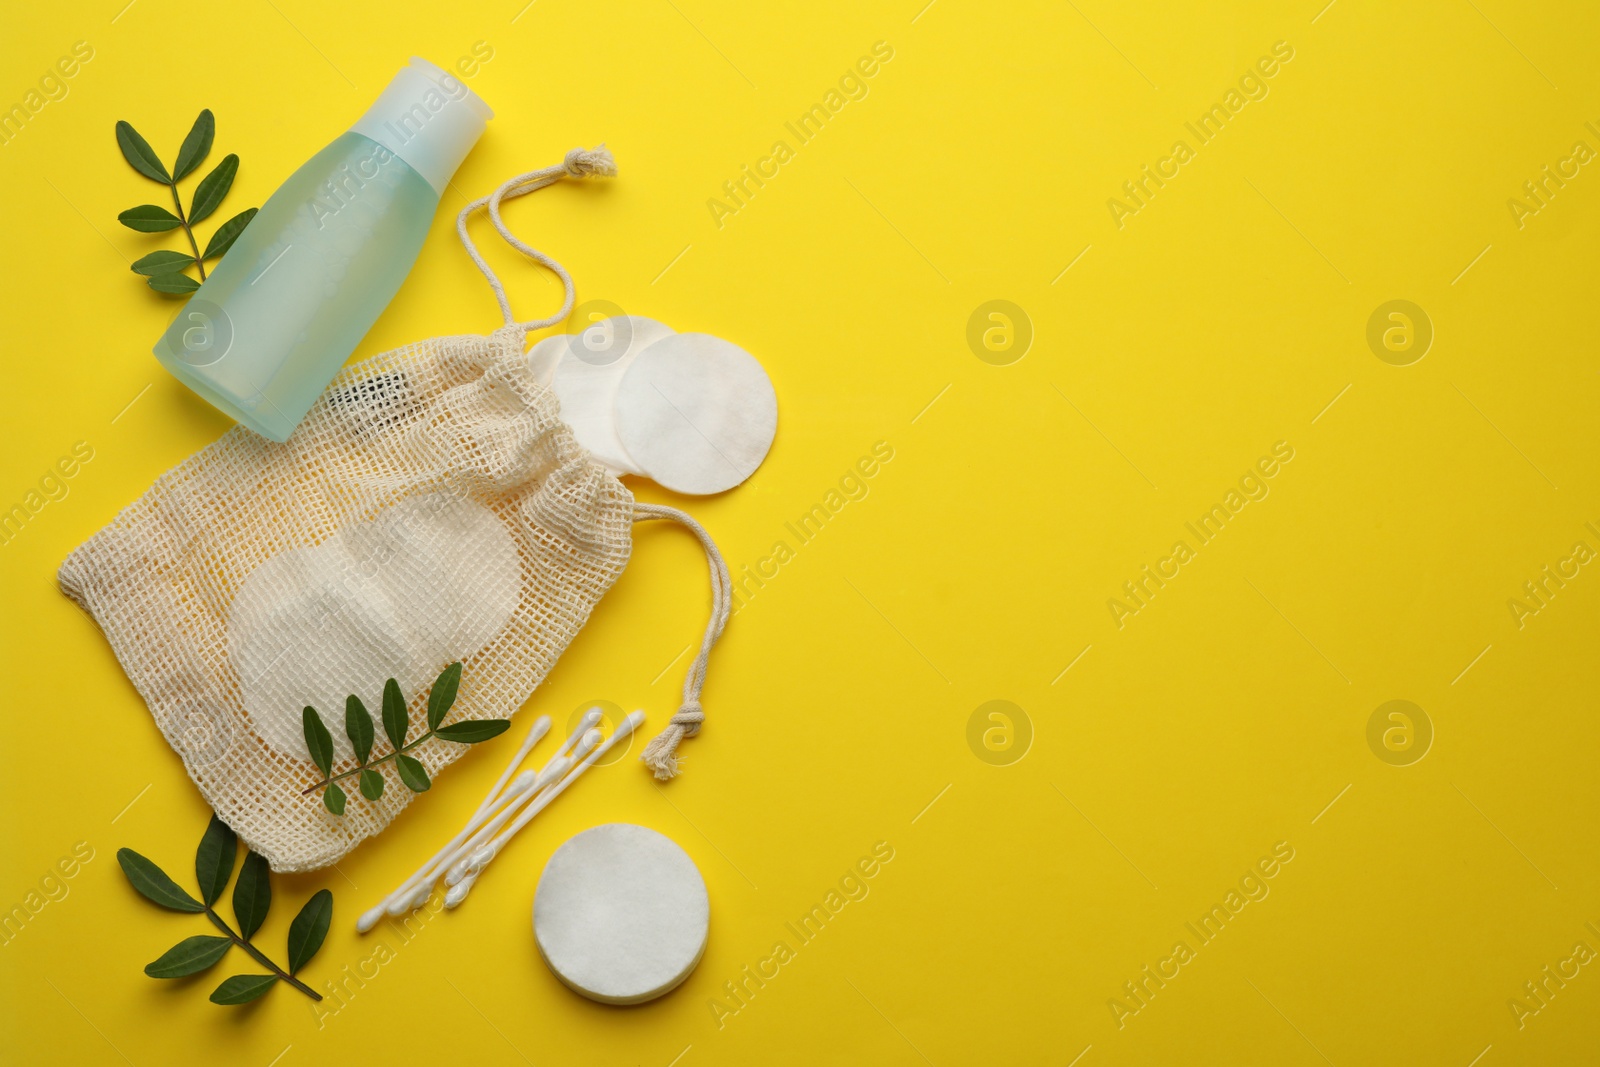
[153, 58, 493, 442]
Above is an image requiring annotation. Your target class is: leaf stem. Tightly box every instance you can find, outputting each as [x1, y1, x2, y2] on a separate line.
[204, 907, 321, 1000]
[300, 730, 437, 795]
[168, 180, 207, 280]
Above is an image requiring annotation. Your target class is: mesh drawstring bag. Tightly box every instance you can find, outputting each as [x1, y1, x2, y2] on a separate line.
[58, 148, 728, 872]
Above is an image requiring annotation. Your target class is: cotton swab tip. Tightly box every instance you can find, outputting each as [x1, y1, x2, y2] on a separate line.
[444, 878, 474, 908]
[385, 897, 410, 917]
[539, 755, 573, 787]
[468, 846, 495, 873]
[357, 905, 386, 933]
[446, 859, 470, 886]
[408, 884, 433, 910]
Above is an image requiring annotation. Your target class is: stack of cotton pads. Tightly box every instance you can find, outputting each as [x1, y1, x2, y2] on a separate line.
[529, 317, 778, 495]
[533, 823, 710, 1004]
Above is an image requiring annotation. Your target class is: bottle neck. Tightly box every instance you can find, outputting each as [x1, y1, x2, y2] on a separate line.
[348, 58, 492, 196]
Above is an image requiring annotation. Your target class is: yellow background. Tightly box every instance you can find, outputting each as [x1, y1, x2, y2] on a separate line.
[2, 0, 1597, 1063]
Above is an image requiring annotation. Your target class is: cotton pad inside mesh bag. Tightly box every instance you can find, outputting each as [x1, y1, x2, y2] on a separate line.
[58, 151, 725, 872]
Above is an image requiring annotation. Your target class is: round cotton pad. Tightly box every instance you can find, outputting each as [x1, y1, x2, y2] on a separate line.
[533, 824, 709, 1005]
[549, 316, 674, 475]
[615, 333, 777, 495]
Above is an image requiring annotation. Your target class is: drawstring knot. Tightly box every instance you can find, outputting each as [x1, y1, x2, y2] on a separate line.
[633, 505, 730, 780]
[672, 702, 704, 736]
[563, 144, 617, 178]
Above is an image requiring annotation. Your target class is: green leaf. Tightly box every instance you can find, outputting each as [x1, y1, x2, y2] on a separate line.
[131, 250, 195, 276]
[173, 109, 214, 182]
[358, 768, 384, 801]
[145, 935, 232, 978]
[117, 849, 204, 913]
[210, 974, 277, 1005]
[434, 720, 511, 745]
[147, 273, 201, 294]
[118, 204, 181, 232]
[202, 207, 256, 259]
[286, 889, 333, 975]
[232, 851, 271, 940]
[115, 120, 170, 183]
[345, 695, 374, 765]
[427, 662, 462, 731]
[381, 679, 408, 751]
[188, 153, 237, 226]
[303, 707, 333, 777]
[395, 754, 430, 793]
[194, 815, 237, 907]
[323, 782, 346, 815]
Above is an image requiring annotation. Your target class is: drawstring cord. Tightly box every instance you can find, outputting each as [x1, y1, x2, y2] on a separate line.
[633, 504, 731, 780]
[454, 145, 617, 334]
[457, 153, 732, 781]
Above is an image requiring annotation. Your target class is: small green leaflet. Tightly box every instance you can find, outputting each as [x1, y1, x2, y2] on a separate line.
[359, 768, 385, 801]
[381, 678, 408, 751]
[427, 662, 462, 731]
[303, 706, 334, 777]
[324, 782, 347, 815]
[395, 754, 431, 793]
[232, 851, 272, 940]
[210, 974, 278, 1005]
[203, 208, 256, 259]
[131, 250, 195, 276]
[145, 935, 232, 978]
[115, 120, 170, 182]
[117, 849, 204, 913]
[189, 153, 238, 226]
[286, 890, 333, 975]
[118, 205, 181, 232]
[435, 720, 511, 744]
[346, 695, 374, 764]
[194, 815, 237, 906]
[172, 110, 214, 182]
[147, 273, 201, 294]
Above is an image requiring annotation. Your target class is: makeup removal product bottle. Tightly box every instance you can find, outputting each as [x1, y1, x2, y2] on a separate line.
[152, 58, 492, 442]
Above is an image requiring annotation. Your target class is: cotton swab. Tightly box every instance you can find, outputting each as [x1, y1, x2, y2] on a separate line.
[445, 711, 646, 908]
[443, 732, 599, 886]
[356, 713, 558, 932]
[357, 705, 639, 927]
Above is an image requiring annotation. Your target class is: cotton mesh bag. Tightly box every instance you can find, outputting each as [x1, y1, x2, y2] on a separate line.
[59, 149, 728, 872]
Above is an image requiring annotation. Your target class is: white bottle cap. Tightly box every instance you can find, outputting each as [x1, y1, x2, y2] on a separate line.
[349, 57, 493, 195]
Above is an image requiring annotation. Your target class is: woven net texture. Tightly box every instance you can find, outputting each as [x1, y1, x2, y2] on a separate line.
[59, 325, 634, 872]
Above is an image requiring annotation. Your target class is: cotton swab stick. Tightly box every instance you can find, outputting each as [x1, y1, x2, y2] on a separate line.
[446, 711, 647, 909]
[371, 715, 595, 924]
[443, 731, 600, 886]
[356, 713, 557, 933]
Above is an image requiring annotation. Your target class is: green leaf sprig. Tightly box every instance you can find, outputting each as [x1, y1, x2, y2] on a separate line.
[117, 815, 331, 1005]
[114, 109, 259, 295]
[302, 662, 510, 814]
